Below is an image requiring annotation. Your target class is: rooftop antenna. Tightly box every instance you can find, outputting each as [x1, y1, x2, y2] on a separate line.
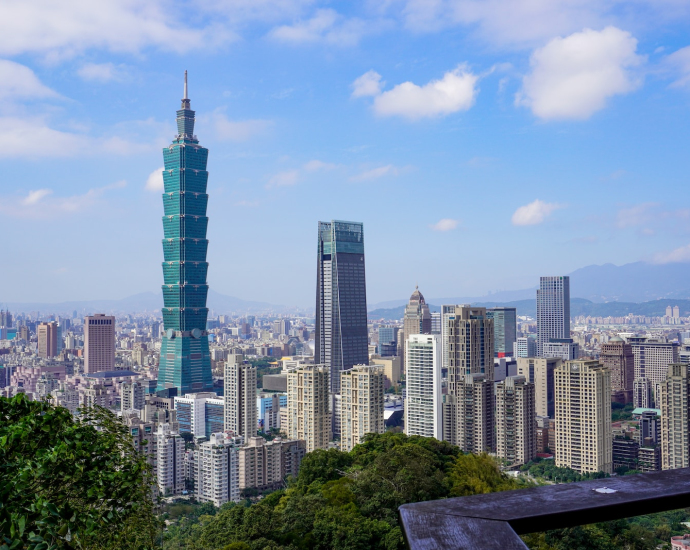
[184, 70, 188, 100]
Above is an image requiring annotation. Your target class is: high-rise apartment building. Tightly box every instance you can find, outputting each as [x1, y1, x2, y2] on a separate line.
[340, 365, 385, 451]
[634, 377, 653, 409]
[37, 322, 58, 358]
[157, 73, 213, 395]
[443, 306, 494, 449]
[287, 365, 331, 452]
[315, 221, 368, 393]
[404, 334, 442, 439]
[238, 437, 306, 491]
[440, 304, 456, 370]
[174, 392, 221, 437]
[629, 337, 679, 397]
[403, 287, 432, 373]
[537, 276, 570, 357]
[600, 336, 635, 403]
[487, 307, 517, 358]
[516, 357, 561, 418]
[194, 432, 242, 506]
[660, 364, 690, 470]
[121, 380, 145, 412]
[224, 355, 257, 439]
[555, 360, 612, 474]
[156, 423, 185, 496]
[496, 375, 536, 465]
[84, 314, 115, 373]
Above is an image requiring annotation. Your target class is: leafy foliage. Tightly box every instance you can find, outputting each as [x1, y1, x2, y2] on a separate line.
[0, 394, 158, 550]
[520, 458, 609, 483]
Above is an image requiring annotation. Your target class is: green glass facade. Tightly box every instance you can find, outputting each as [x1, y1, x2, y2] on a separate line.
[156, 84, 213, 394]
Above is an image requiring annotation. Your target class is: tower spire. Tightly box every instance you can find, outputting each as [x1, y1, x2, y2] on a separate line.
[181, 70, 191, 110]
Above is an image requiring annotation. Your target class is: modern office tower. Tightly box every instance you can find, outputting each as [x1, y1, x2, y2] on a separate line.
[157, 73, 213, 395]
[516, 357, 561, 418]
[443, 373, 494, 453]
[156, 423, 185, 496]
[378, 326, 398, 357]
[258, 393, 287, 432]
[443, 306, 495, 448]
[660, 364, 690, 470]
[537, 276, 570, 357]
[634, 378, 653, 409]
[629, 337, 679, 399]
[487, 307, 517, 358]
[174, 392, 218, 437]
[195, 432, 241, 507]
[315, 220, 368, 393]
[555, 360, 612, 474]
[496, 376, 536, 465]
[430, 312, 441, 334]
[224, 355, 257, 439]
[37, 322, 58, 358]
[404, 334, 442, 439]
[238, 437, 307, 491]
[542, 339, 579, 361]
[287, 365, 330, 452]
[601, 336, 635, 403]
[0, 310, 12, 327]
[402, 287, 432, 373]
[515, 337, 537, 358]
[441, 305, 456, 371]
[121, 380, 145, 412]
[84, 314, 115, 374]
[56, 323, 63, 354]
[340, 365, 385, 451]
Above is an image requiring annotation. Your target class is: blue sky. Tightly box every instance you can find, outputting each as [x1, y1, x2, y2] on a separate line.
[1, 0, 690, 307]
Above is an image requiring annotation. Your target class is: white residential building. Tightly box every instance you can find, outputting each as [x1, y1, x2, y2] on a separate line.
[405, 334, 442, 440]
[195, 432, 242, 506]
[156, 423, 185, 497]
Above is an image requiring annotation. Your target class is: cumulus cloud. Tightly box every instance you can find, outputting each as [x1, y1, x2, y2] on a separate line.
[265, 159, 337, 189]
[77, 62, 127, 83]
[0, 60, 59, 101]
[370, 65, 479, 119]
[350, 165, 399, 181]
[430, 218, 459, 231]
[512, 199, 562, 226]
[666, 45, 690, 89]
[516, 27, 644, 120]
[267, 170, 300, 188]
[653, 244, 690, 264]
[22, 189, 53, 205]
[212, 112, 273, 141]
[145, 167, 164, 192]
[269, 9, 371, 47]
[351, 70, 384, 98]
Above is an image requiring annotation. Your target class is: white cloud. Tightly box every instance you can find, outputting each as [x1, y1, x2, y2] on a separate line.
[145, 167, 165, 192]
[351, 70, 384, 98]
[268, 8, 371, 46]
[267, 170, 300, 188]
[666, 45, 690, 89]
[1, 181, 126, 219]
[0, 60, 59, 101]
[516, 27, 644, 120]
[77, 62, 127, 83]
[512, 199, 562, 226]
[303, 160, 336, 171]
[212, 112, 272, 141]
[371, 65, 479, 120]
[653, 244, 690, 264]
[350, 164, 399, 181]
[22, 189, 53, 205]
[430, 218, 459, 231]
[616, 202, 658, 228]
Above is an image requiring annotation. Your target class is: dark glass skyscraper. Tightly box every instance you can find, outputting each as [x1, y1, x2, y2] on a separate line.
[157, 73, 213, 394]
[315, 220, 369, 393]
[487, 307, 517, 357]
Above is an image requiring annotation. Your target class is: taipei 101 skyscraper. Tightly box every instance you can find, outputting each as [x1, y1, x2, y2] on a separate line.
[157, 72, 213, 394]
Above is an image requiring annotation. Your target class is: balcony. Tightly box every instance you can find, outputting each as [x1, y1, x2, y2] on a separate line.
[399, 467, 690, 549]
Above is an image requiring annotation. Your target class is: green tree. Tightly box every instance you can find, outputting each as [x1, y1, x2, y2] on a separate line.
[0, 394, 158, 550]
[449, 452, 520, 497]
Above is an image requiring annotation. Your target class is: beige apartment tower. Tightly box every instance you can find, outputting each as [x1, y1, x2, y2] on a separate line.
[37, 322, 58, 358]
[84, 314, 115, 373]
[600, 336, 634, 403]
[238, 436, 307, 491]
[287, 364, 330, 452]
[224, 355, 257, 438]
[340, 365, 385, 452]
[496, 375, 536, 465]
[660, 363, 690, 470]
[555, 360, 612, 474]
[516, 357, 561, 418]
[402, 286, 432, 373]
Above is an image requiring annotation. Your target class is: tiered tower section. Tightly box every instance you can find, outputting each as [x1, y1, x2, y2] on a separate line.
[157, 72, 213, 394]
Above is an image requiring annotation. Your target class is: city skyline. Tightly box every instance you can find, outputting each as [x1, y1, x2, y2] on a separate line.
[1, 3, 690, 307]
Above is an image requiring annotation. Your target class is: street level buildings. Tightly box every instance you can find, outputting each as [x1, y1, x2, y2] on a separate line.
[157, 73, 213, 395]
[315, 221, 368, 393]
[555, 360, 612, 474]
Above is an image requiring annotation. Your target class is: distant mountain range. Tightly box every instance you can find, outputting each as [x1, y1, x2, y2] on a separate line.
[0, 290, 297, 316]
